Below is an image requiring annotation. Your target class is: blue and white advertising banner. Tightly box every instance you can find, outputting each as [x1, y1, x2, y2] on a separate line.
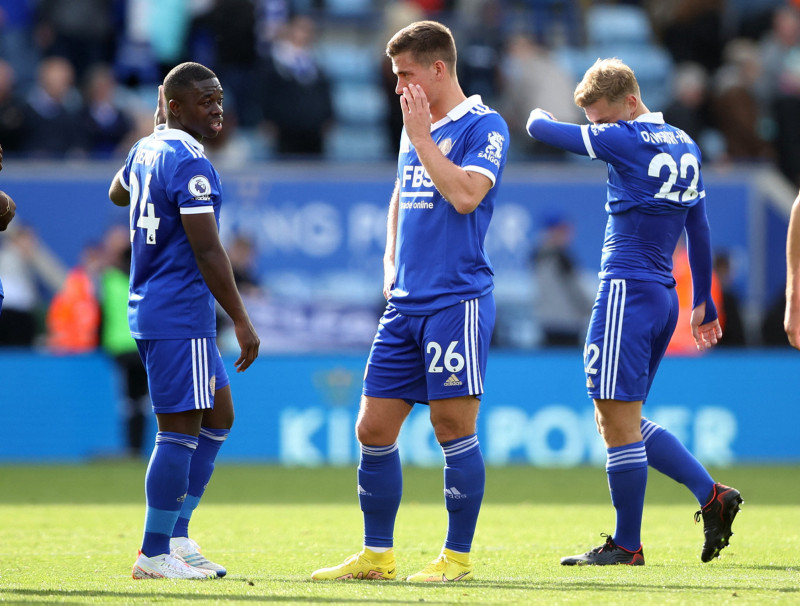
[2, 350, 798, 465]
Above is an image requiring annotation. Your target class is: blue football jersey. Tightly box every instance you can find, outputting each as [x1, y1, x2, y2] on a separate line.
[119, 126, 221, 339]
[529, 111, 706, 286]
[391, 95, 509, 315]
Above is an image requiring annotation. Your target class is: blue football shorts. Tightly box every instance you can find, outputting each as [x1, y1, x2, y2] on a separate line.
[363, 293, 496, 404]
[136, 337, 230, 414]
[584, 278, 678, 403]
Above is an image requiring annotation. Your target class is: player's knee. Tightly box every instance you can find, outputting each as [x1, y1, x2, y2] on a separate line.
[430, 416, 474, 444]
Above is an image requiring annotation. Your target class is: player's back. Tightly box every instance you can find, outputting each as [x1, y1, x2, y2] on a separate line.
[588, 115, 705, 284]
[123, 127, 221, 339]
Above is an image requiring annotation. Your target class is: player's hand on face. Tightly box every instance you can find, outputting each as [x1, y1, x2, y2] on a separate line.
[233, 319, 260, 372]
[400, 84, 431, 143]
[154, 85, 167, 128]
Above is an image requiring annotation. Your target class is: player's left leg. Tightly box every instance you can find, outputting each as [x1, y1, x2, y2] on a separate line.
[406, 395, 482, 583]
[407, 295, 493, 582]
[170, 345, 231, 577]
[636, 285, 743, 560]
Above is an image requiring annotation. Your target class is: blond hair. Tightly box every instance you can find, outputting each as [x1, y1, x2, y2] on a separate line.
[573, 58, 640, 108]
[386, 20, 457, 72]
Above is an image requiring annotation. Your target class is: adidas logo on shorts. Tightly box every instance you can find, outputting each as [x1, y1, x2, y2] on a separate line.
[444, 374, 462, 387]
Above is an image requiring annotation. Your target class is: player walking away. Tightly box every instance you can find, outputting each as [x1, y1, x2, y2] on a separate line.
[526, 58, 742, 566]
[108, 62, 259, 579]
[0, 142, 18, 315]
[311, 21, 508, 583]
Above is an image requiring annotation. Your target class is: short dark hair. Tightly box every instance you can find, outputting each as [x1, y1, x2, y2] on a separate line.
[386, 21, 457, 72]
[163, 62, 217, 100]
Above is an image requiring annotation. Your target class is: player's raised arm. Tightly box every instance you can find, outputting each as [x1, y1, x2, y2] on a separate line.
[401, 83, 492, 214]
[182, 212, 259, 371]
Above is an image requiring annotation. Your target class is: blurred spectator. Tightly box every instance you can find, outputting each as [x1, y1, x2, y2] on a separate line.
[650, 0, 726, 73]
[710, 38, 776, 163]
[0, 0, 38, 91]
[455, 0, 505, 108]
[666, 238, 724, 356]
[23, 56, 84, 158]
[758, 5, 800, 108]
[228, 233, 263, 297]
[713, 250, 747, 346]
[379, 1, 426, 149]
[259, 15, 334, 156]
[99, 225, 150, 457]
[46, 242, 102, 353]
[530, 214, 593, 347]
[663, 62, 717, 153]
[0, 224, 67, 346]
[33, 0, 116, 82]
[774, 47, 800, 187]
[78, 63, 135, 159]
[191, 0, 261, 128]
[499, 31, 581, 159]
[0, 59, 27, 153]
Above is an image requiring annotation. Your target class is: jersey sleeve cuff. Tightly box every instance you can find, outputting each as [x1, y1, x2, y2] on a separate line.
[179, 206, 215, 214]
[464, 165, 497, 186]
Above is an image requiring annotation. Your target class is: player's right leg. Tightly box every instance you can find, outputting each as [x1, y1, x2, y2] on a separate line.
[132, 339, 217, 579]
[311, 396, 411, 581]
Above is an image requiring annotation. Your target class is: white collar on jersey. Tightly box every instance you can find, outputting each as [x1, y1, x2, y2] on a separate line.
[152, 124, 206, 153]
[431, 94, 484, 129]
[632, 111, 665, 124]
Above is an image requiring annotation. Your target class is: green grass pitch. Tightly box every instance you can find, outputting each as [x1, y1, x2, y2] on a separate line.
[0, 463, 798, 604]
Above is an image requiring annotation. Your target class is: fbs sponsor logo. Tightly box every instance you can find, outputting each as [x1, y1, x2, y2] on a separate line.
[443, 374, 462, 387]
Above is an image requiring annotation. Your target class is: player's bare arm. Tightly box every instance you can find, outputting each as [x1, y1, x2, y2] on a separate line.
[182, 212, 260, 371]
[108, 168, 130, 207]
[785, 190, 800, 349]
[383, 181, 399, 300]
[401, 84, 492, 214]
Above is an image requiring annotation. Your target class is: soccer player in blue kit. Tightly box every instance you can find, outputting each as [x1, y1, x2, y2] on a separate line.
[311, 21, 508, 582]
[109, 62, 259, 579]
[526, 59, 742, 565]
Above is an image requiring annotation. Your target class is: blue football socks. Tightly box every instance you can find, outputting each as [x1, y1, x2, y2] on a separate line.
[442, 433, 485, 553]
[359, 443, 402, 549]
[141, 431, 198, 557]
[606, 441, 647, 552]
[171, 427, 229, 539]
[641, 418, 714, 505]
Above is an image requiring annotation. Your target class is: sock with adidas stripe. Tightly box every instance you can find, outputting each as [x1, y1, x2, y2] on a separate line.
[606, 440, 647, 553]
[640, 417, 714, 505]
[359, 443, 402, 549]
[442, 433, 485, 553]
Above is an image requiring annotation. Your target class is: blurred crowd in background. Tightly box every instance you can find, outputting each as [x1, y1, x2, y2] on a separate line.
[1, 0, 800, 173]
[0, 0, 798, 354]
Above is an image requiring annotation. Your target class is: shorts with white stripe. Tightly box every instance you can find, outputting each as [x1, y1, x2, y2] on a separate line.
[363, 293, 495, 404]
[136, 338, 230, 414]
[583, 278, 678, 403]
